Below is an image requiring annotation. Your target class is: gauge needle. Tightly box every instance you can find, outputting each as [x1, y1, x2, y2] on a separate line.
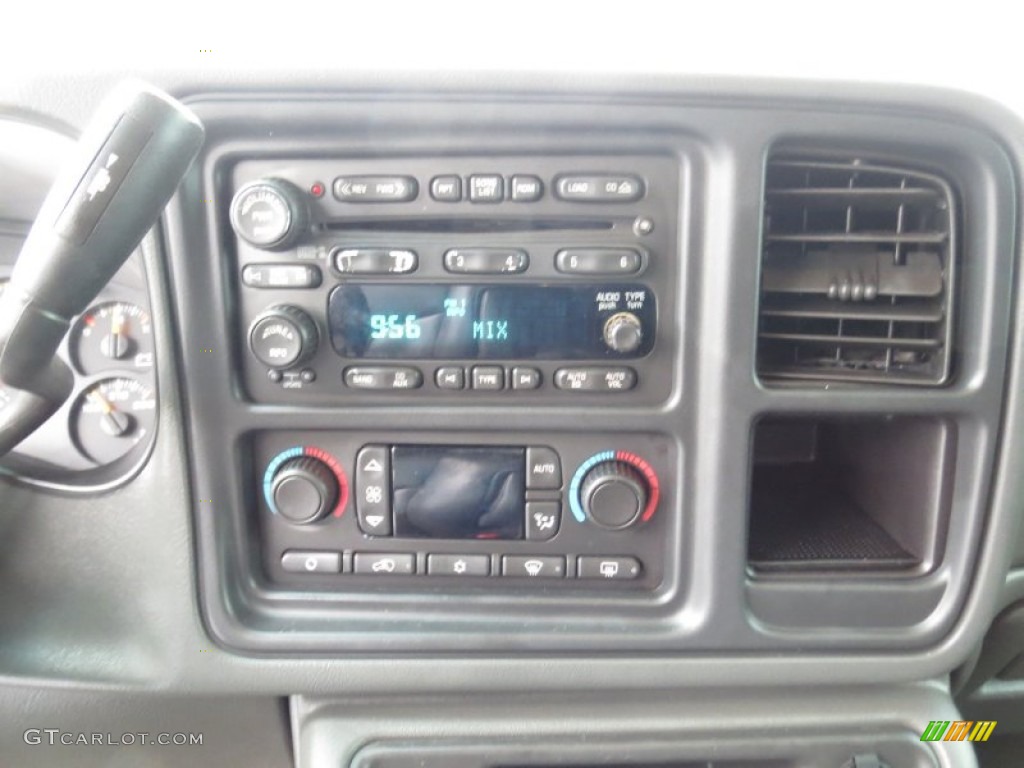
[104, 312, 129, 359]
[88, 391, 133, 437]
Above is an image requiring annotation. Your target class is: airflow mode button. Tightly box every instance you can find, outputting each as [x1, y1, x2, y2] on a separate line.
[555, 174, 644, 202]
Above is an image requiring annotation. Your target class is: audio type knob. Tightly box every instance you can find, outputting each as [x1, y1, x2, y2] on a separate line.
[602, 312, 643, 354]
[229, 178, 309, 250]
[579, 460, 649, 529]
[248, 305, 318, 369]
[269, 456, 339, 524]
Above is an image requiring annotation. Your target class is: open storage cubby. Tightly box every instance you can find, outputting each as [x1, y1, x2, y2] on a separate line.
[747, 416, 955, 574]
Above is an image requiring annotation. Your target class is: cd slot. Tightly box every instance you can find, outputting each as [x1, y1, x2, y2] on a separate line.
[321, 216, 615, 234]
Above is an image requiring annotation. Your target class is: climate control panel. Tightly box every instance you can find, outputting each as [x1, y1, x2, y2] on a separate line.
[253, 431, 674, 591]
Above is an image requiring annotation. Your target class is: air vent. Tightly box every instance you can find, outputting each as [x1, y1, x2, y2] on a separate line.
[757, 154, 957, 385]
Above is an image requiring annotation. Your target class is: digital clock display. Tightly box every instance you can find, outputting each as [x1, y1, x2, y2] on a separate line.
[327, 283, 655, 360]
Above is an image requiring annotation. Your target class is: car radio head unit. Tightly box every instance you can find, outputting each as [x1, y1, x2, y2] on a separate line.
[226, 154, 681, 404]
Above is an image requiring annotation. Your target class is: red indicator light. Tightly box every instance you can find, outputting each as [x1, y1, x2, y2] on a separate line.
[309, 182, 325, 198]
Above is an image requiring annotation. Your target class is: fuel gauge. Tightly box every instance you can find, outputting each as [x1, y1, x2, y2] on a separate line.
[70, 301, 153, 375]
[71, 377, 156, 465]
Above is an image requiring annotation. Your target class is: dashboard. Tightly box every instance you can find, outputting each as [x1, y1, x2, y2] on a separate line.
[0, 71, 1023, 768]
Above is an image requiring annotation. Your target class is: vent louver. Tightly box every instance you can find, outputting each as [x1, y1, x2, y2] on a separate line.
[757, 155, 956, 385]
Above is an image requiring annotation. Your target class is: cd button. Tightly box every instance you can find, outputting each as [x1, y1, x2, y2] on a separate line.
[427, 554, 490, 576]
[502, 555, 566, 579]
[353, 553, 415, 575]
[577, 555, 642, 580]
[526, 446, 562, 490]
[555, 248, 642, 275]
[333, 175, 418, 202]
[435, 366, 466, 390]
[511, 367, 541, 390]
[280, 551, 342, 574]
[468, 174, 504, 202]
[471, 366, 505, 390]
[526, 501, 561, 541]
[554, 367, 637, 392]
[430, 175, 462, 202]
[511, 175, 543, 202]
[344, 366, 424, 390]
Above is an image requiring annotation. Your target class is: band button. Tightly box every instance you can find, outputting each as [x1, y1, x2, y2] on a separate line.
[344, 366, 424, 390]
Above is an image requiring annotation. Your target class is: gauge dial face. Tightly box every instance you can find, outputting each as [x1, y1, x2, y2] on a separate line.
[71, 377, 156, 465]
[70, 301, 153, 376]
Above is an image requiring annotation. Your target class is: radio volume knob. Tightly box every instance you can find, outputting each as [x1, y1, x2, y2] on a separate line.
[580, 460, 649, 529]
[248, 305, 319, 369]
[229, 178, 308, 250]
[270, 457, 339, 524]
[603, 312, 643, 354]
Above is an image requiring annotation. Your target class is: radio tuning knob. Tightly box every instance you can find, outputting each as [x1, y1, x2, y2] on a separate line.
[229, 178, 309, 250]
[270, 456, 339, 524]
[580, 460, 649, 530]
[603, 312, 643, 354]
[248, 305, 319, 369]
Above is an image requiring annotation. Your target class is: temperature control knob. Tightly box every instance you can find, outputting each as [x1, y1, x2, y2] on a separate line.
[269, 456, 339, 524]
[229, 178, 309, 250]
[579, 460, 649, 529]
[602, 312, 643, 354]
[248, 305, 318, 369]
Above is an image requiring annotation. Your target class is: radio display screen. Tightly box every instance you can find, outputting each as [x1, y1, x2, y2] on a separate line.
[392, 446, 525, 539]
[327, 283, 655, 360]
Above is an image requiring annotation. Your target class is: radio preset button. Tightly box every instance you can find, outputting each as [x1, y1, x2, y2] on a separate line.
[471, 366, 505, 390]
[555, 248, 643, 275]
[555, 174, 644, 202]
[444, 248, 528, 274]
[435, 366, 465, 390]
[344, 366, 424, 391]
[281, 551, 342, 574]
[577, 555, 642, 580]
[502, 555, 566, 579]
[430, 175, 462, 202]
[427, 554, 490, 577]
[526, 501, 561, 541]
[469, 174, 504, 202]
[511, 175, 544, 202]
[333, 175, 418, 203]
[554, 367, 637, 392]
[354, 553, 415, 575]
[511, 367, 541, 390]
[242, 263, 322, 289]
[356, 445, 392, 535]
[526, 446, 562, 490]
[333, 248, 418, 275]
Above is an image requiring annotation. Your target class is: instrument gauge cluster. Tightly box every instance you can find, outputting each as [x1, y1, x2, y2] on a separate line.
[0, 251, 158, 490]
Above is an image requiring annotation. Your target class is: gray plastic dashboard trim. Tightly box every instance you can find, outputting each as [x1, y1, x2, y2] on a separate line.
[164, 86, 1019, 658]
[0, 75, 1019, 696]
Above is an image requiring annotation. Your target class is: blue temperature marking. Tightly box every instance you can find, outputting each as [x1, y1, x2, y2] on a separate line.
[263, 446, 304, 515]
[569, 450, 615, 522]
